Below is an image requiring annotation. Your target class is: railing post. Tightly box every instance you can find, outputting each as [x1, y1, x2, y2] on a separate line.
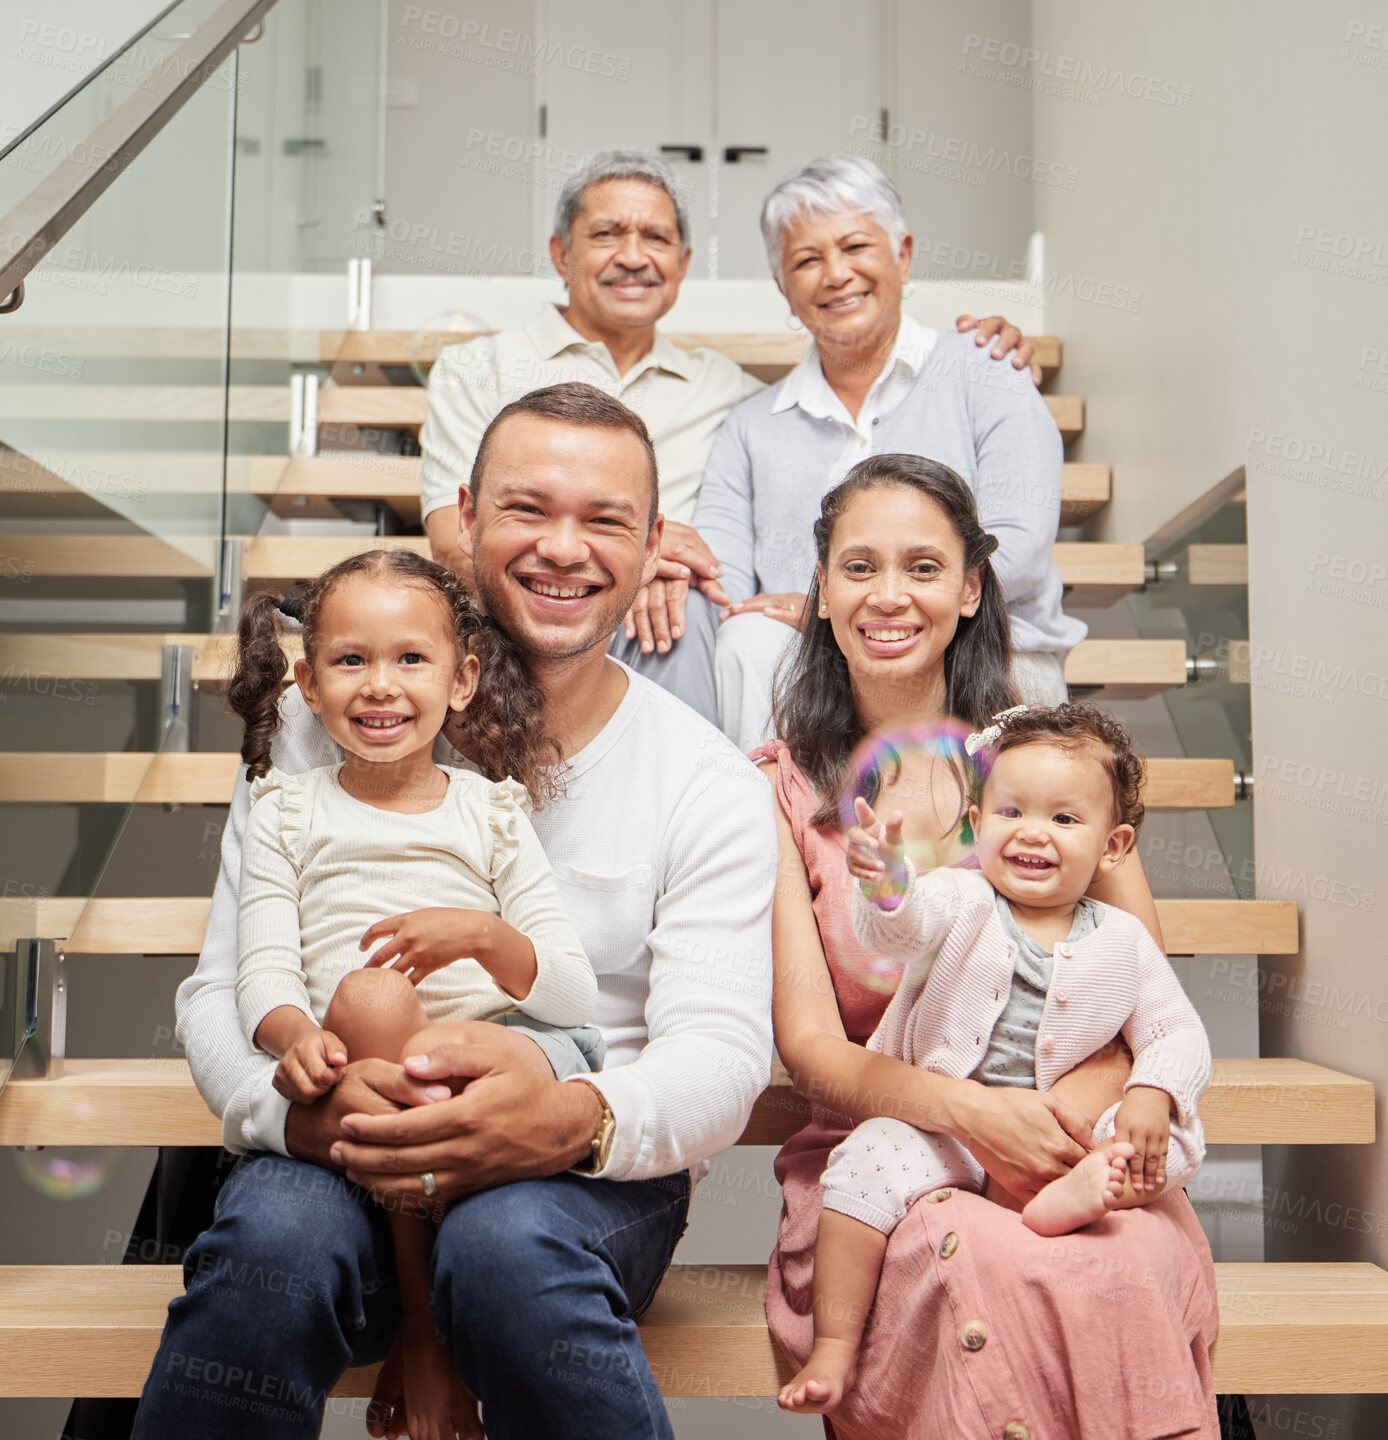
[8, 939, 66, 1080]
[216, 536, 244, 634]
[347, 257, 373, 331]
[161, 643, 196, 753]
[290, 372, 319, 457]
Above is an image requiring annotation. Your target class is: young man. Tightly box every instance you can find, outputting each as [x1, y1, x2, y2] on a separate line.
[133, 385, 777, 1440]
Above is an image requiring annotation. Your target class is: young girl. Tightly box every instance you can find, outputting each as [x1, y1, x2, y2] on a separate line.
[229, 548, 599, 1440]
[779, 703, 1211, 1415]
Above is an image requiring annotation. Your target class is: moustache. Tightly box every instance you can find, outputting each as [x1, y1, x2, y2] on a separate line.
[599, 272, 660, 287]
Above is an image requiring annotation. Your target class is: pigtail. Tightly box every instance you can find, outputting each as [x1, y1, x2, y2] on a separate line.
[228, 590, 292, 780]
[460, 613, 562, 807]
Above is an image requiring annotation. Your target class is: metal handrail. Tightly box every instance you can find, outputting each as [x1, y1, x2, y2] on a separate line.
[0, 0, 279, 305]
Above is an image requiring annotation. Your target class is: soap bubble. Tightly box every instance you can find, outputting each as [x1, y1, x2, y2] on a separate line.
[830, 720, 989, 995]
[15, 1146, 123, 1200]
[10, 1086, 129, 1199]
[408, 309, 496, 389]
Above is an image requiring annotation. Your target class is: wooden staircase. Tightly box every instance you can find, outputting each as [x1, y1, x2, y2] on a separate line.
[3, 329, 1381, 1413]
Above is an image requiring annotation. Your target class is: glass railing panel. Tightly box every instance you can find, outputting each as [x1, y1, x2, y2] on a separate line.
[0, 0, 228, 215]
[1125, 481, 1253, 892]
[224, 0, 385, 541]
[0, 2, 244, 1093]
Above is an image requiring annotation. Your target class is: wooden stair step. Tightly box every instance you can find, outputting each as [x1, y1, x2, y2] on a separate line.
[1187, 543, 1249, 586]
[0, 754, 1235, 810]
[1052, 542, 1143, 606]
[2, 1261, 1384, 1397]
[249, 455, 1111, 523]
[308, 387, 1085, 442]
[5, 533, 1124, 592]
[0, 633, 1189, 696]
[0, 752, 241, 804]
[0, 895, 1296, 958]
[0, 1056, 1369, 1150]
[1063, 638, 1187, 699]
[1, 329, 1062, 378]
[323, 330, 1064, 380]
[0, 536, 214, 578]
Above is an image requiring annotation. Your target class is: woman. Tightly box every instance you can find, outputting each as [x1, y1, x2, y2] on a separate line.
[696, 154, 1084, 750]
[756, 455, 1219, 1440]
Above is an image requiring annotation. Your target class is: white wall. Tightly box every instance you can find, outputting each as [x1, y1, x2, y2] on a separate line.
[0, 0, 169, 145]
[1030, 3, 1388, 1432]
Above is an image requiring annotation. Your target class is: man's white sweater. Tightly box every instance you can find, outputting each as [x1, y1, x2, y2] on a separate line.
[177, 665, 776, 1180]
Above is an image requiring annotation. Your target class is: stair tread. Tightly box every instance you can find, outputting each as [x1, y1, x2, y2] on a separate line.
[243, 454, 1109, 520]
[1, 533, 1135, 590]
[1, 1261, 1384, 1396]
[0, 753, 1235, 808]
[0, 894, 1296, 957]
[0, 1056, 1368, 1149]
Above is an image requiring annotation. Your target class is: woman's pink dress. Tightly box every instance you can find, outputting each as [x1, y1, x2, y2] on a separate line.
[755, 741, 1220, 1440]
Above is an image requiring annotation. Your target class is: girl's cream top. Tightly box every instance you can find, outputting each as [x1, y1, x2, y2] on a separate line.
[235, 763, 595, 1040]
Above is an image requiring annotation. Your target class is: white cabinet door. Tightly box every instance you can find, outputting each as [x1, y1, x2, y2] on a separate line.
[383, 0, 540, 276]
[711, 0, 885, 278]
[538, 0, 714, 273]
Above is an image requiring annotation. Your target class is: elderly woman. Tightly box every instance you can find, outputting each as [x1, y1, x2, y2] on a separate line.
[694, 154, 1084, 750]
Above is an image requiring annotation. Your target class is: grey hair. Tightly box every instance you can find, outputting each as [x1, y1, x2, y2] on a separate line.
[760, 154, 908, 283]
[554, 150, 691, 251]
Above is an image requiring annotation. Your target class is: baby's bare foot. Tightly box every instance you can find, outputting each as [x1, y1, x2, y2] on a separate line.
[1022, 1142, 1136, 1237]
[777, 1337, 858, 1414]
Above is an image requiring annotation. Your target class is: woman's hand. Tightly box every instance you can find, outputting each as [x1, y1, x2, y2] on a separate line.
[274, 1027, 347, 1103]
[954, 1083, 1094, 1202]
[719, 592, 807, 628]
[361, 907, 492, 984]
[846, 796, 909, 906]
[954, 313, 1041, 384]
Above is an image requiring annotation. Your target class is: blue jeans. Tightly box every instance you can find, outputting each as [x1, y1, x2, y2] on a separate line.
[130, 1153, 691, 1440]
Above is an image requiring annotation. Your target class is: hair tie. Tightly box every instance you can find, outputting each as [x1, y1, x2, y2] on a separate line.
[964, 704, 1028, 757]
[276, 594, 305, 622]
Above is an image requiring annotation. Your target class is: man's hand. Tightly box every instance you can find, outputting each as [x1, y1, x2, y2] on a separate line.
[284, 1057, 442, 1170]
[955, 314, 1041, 384]
[1112, 1085, 1173, 1195]
[623, 520, 731, 654]
[956, 1084, 1094, 1202]
[329, 1032, 605, 1204]
[718, 592, 807, 629]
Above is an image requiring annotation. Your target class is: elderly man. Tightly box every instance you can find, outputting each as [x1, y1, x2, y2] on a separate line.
[132, 384, 777, 1440]
[420, 149, 1037, 722]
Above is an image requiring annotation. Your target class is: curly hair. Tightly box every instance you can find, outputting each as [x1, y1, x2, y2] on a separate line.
[227, 549, 559, 803]
[988, 702, 1146, 835]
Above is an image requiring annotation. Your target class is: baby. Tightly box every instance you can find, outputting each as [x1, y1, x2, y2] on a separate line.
[779, 702, 1211, 1415]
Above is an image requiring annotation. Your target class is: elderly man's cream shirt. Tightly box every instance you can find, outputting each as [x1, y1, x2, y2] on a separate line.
[418, 303, 763, 527]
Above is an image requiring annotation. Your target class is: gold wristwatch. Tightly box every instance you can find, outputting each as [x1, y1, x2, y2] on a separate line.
[569, 1079, 616, 1175]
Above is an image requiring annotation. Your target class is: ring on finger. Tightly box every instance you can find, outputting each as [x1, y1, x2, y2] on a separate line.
[420, 1170, 438, 1199]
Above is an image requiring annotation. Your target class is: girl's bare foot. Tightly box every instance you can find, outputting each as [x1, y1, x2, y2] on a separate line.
[365, 1334, 406, 1439]
[402, 1328, 484, 1440]
[1022, 1142, 1136, 1237]
[777, 1337, 858, 1414]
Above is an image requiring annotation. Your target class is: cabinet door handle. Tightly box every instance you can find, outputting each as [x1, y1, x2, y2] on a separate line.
[723, 146, 768, 163]
[660, 144, 704, 162]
